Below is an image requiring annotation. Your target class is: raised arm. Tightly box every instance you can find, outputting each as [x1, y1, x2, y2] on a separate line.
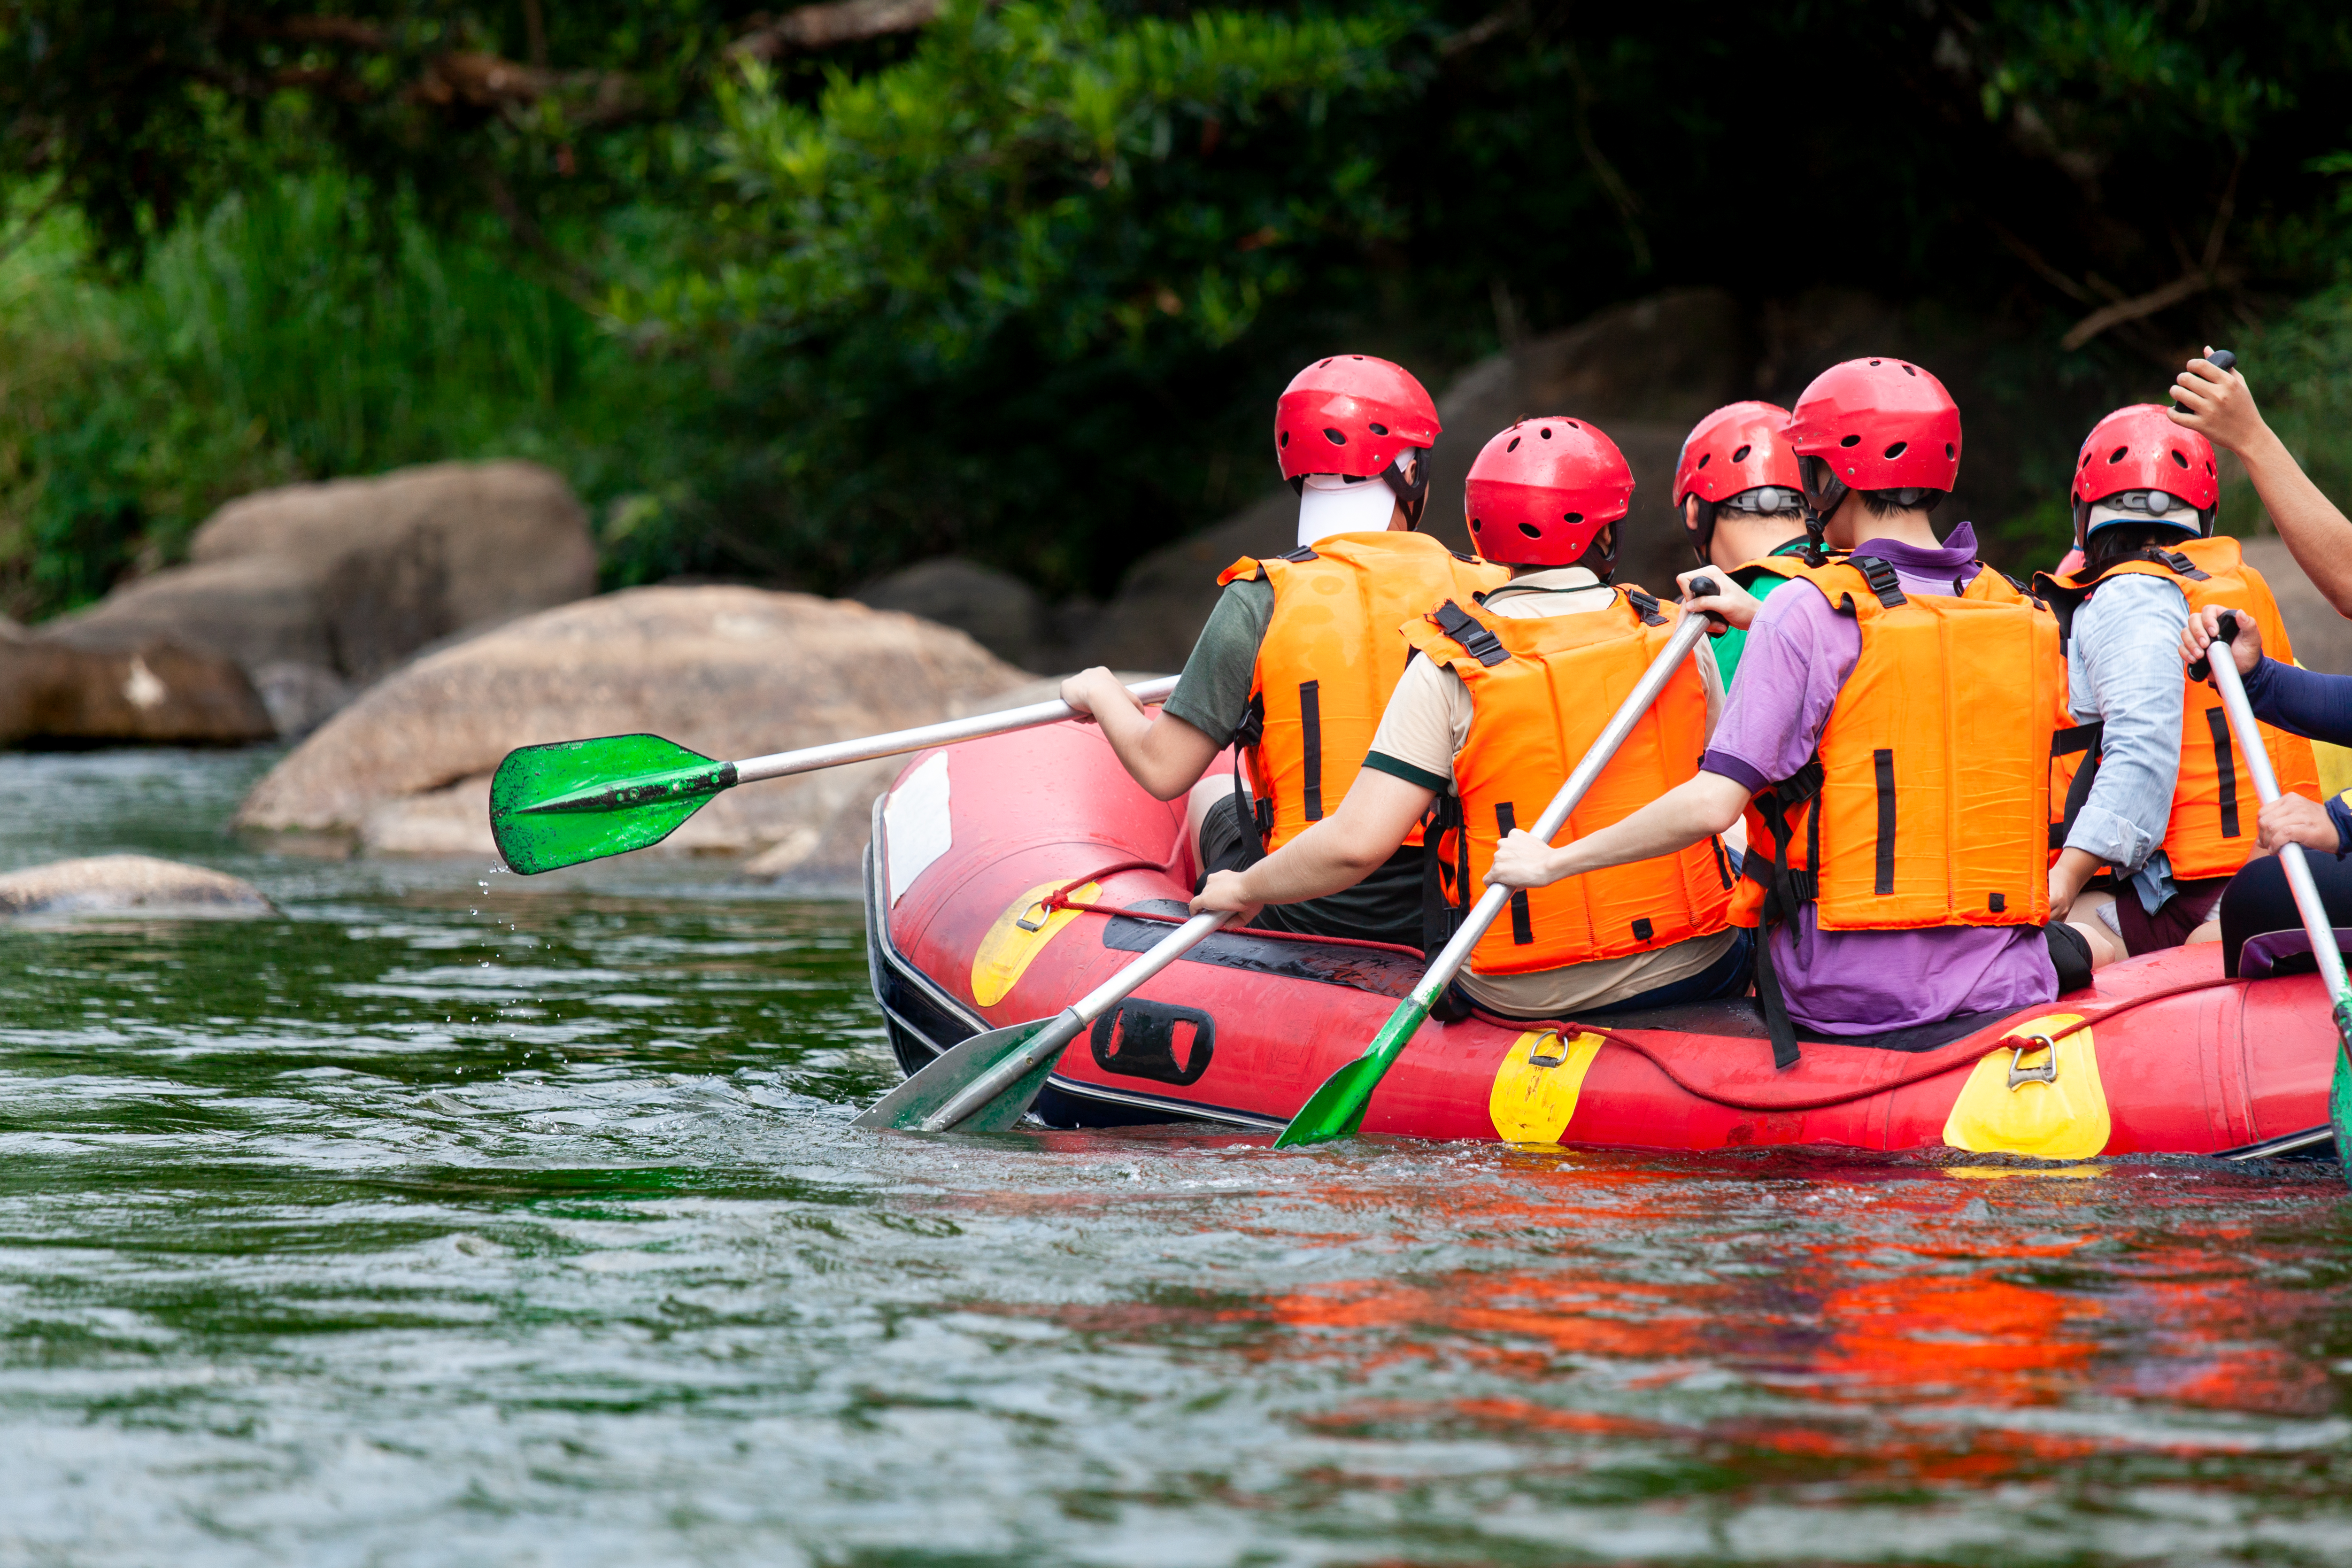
[2170, 352, 2352, 617]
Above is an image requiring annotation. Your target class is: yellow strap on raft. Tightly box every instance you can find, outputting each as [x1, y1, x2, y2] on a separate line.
[1941, 1012, 2110, 1160]
[1488, 1029, 1605, 1146]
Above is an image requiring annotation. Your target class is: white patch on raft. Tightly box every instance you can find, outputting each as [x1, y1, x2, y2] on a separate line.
[885, 752, 952, 906]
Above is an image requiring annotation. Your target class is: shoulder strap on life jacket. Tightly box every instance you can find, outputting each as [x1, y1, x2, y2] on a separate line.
[1429, 599, 1511, 666]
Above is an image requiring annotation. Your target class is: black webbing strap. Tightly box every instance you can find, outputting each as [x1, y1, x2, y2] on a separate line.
[1624, 588, 1669, 626]
[2152, 547, 2209, 581]
[2208, 706, 2240, 838]
[1431, 600, 1510, 666]
[1232, 691, 1270, 845]
[1854, 556, 1907, 608]
[1494, 801, 1534, 945]
[2048, 721, 2103, 850]
[1709, 834, 1733, 891]
[1419, 791, 1464, 958]
[1298, 680, 1324, 822]
[1750, 757, 1827, 1070]
[1873, 748, 1897, 896]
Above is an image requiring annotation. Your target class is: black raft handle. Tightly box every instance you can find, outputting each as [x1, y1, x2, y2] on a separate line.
[2188, 610, 2239, 684]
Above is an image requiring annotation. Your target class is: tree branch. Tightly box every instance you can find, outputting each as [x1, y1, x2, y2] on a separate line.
[731, 0, 942, 62]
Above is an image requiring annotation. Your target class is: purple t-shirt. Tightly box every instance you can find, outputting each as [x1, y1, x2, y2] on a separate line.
[1700, 523, 2058, 1034]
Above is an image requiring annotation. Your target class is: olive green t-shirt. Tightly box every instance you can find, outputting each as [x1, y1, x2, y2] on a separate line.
[1165, 576, 1427, 949]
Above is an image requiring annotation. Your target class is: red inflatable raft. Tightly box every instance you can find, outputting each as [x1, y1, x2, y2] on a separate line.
[864, 716, 2340, 1160]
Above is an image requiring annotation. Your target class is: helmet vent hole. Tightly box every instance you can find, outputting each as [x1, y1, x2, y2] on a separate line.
[1518, 522, 1543, 540]
[1946, 443, 1956, 458]
[1279, 431, 1289, 448]
[2107, 446, 2128, 464]
[1839, 434, 1861, 448]
[1902, 363, 1917, 376]
[1562, 512, 1583, 525]
[1368, 422, 1388, 436]
[1565, 419, 1581, 428]
[1883, 441, 1907, 460]
[1506, 437, 1520, 453]
[1730, 445, 1750, 463]
[1698, 453, 1712, 469]
[1324, 428, 1347, 446]
[1538, 426, 1553, 439]
[1470, 518, 1482, 532]
[2169, 448, 2190, 468]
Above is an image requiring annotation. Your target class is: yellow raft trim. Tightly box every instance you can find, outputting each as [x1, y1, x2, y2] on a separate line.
[970, 880, 1102, 1008]
[1489, 1029, 1605, 1146]
[1940, 1011, 2111, 1161]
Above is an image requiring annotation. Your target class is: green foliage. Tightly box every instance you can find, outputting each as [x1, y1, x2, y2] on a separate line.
[0, 173, 697, 615]
[2217, 287, 2352, 534]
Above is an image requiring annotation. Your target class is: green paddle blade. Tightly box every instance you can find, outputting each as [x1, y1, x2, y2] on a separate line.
[854, 1019, 1056, 1132]
[489, 733, 738, 874]
[2332, 1002, 2352, 1188]
[1274, 1000, 1429, 1148]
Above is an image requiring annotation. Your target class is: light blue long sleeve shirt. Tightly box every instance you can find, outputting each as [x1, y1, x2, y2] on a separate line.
[2063, 572, 2194, 912]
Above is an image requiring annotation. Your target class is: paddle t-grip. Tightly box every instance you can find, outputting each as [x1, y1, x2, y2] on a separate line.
[1683, 574, 1727, 628]
[2188, 610, 2239, 683]
[2208, 349, 2236, 373]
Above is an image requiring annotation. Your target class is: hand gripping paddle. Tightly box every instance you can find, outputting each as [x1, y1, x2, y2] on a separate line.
[489, 676, 1178, 874]
[1276, 580, 1728, 1149]
[2195, 609, 2352, 1184]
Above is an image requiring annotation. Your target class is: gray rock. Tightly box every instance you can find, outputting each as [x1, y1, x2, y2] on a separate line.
[234, 584, 1031, 882]
[0, 854, 273, 919]
[39, 461, 598, 735]
[853, 556, 1050, 671]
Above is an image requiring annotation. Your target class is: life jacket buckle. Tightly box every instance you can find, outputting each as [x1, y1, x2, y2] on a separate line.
[1525, 1029, 1569, 1069]
[1431, 600, 1510, 666]
[2004, 1033, 2061, 1089]
[1856, 556, 1907, 607]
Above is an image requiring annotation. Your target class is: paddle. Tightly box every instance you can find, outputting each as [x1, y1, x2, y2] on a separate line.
[489, 675, 1180, 874]
[854, 909, 1230, 1133]
[1275, 579, 1728, 1149]
[2195, 610, 2352, 1183]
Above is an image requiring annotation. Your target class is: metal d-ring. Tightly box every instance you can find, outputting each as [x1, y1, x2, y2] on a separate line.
[1013, 900, 1054, 933]
[1526, 1030, 1569, 1069]
[2005, 1033, 2061, 1090]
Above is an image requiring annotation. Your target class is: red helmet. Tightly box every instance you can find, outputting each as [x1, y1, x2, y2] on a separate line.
[1673, 402, 1803, 507]
[1783, 357, 1962, 498]
[1464, 417, 1634, 569]
[1274, 355, 1440, 482]
[2072, 403, 2218, 540]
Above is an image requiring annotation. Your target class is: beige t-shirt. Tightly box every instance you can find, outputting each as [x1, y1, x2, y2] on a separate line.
[1365, 566, 1735, 1017]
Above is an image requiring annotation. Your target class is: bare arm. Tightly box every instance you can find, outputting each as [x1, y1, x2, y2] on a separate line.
[1190, 769, 1434, 919]
[1486, 772, 1750, 889]
[1058, 666, 1221, 801]
[2170, 352, 2352, 617]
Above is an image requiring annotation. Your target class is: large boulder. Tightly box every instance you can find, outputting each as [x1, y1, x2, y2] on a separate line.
[234, 585, 1032, 884]
[0, 623, 273, 747]
[39, 461, 598, 737]
[852, 556, 1053, 672]
[0, 855, 272, 919]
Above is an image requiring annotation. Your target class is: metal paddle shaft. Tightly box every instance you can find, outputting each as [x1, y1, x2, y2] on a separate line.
[854, 910, 1229, 1134]
[2201, 613, 2352, 1180]
[492, 675, 1180, 874]
[1276, 582, 1727, 1149]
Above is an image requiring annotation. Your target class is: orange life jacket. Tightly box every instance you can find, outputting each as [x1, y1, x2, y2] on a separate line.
[1398, 586, 1734, 975]
[2034, 535, 2321, 881]
[1219, 533, 1507, 852]
[1728, 555, 2065, 1062]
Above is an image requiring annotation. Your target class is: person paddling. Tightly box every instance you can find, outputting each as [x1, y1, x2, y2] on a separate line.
[1059, 355, 1505, 950]
[2034, 405, 2320, 959]
[1669, 402, 1814, 689]
[1189, 417, 1750, 1018]
[1483, 358, 2112, 1065]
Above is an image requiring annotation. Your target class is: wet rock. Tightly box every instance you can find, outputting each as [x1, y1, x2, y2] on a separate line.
[0, 638, 274, 747]
[234, 585, 1030, 883]
[39, 461, 597, 737]
[852, 556, 1051, 671]
[0, 854, 273, 919]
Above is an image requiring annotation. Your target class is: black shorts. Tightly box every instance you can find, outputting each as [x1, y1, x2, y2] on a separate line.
[1196, 791, 1427, 950]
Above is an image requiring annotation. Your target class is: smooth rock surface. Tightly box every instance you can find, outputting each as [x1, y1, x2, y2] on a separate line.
[853, 556, 1051, 672]
[41, 461, 597, 736]
[0, 854, 273, 919]
[235, 585, 1032, 882]
[0, 639, 275, 747]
